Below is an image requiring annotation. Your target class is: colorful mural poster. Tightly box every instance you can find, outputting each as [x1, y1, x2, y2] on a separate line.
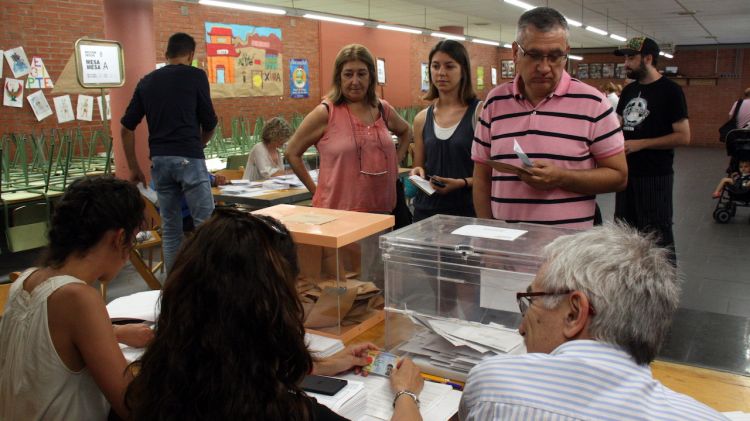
[204, 22, 283, 98]
[4, 47, 31, 78]
[26, 57, 55, 89]
[53, 95, 75, 124]
[27, 90, 53, 121]
[0, 50, 3, 78]
[289, 58, 309, 98]
[420, 63, 429, 91]
[3, 78, 24, 108]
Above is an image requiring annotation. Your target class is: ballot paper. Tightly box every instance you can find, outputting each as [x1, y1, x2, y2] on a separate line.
[408, 175, 436, 196]
[513, 138, 533, 167]
[106, 290, 161, 322]
[479, 268, 535, 312]
[306, 379, 366, 421]
[305, 332, 344, 358]
[452, 224, 527, 241]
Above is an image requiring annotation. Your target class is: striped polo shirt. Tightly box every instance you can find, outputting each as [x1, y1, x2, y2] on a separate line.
[472, 72, 624, 228]
[459, 340, 729, 421]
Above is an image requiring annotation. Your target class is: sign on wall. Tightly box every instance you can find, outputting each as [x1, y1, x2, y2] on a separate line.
[376, 58, 386, 85]
[74, 38, 125, 88]
[420, 63, 429, 92]
[289, 58, 309, 98]
[205, 22, 284, 98]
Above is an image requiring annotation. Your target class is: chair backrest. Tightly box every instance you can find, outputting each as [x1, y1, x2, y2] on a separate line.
[142, 195, 161, 231]
[214, 169, 244, 181]
[226, 154, 249, 170]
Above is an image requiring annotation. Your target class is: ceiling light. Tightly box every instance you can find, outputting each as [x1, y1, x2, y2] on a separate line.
[503, 43, 513, 48]
[198, 0, 286, 15]
[431, 32, 466, 41]
[568, 54, 583, 60]
[664, 53, 673, 59]
[566, 17, 583, 27]
[503, 0, 535, 11]
[658, 51, 665, 56]
[376, 24, 422, 34]
[303, 14, 364, 26]
[472, 39, 500, 46]
[585, 26, 607, 36]
[610, 34, 626, 42]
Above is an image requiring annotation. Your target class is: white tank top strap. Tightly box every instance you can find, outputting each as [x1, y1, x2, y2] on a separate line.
[13, 269, 87, 309]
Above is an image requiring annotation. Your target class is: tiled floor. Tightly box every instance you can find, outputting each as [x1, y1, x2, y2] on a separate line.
[2, 146, 749, 375]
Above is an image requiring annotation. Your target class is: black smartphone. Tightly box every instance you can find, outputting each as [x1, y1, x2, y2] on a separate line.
[429, 177, 446, 188]
[300, 375, 348, 396]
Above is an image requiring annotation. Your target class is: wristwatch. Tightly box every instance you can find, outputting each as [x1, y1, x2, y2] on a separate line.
[393, 390, 420, 408]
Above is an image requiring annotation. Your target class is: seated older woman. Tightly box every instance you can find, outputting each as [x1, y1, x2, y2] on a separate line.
[243, 117, 293, 181]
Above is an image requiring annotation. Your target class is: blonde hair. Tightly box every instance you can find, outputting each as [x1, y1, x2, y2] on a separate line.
[327, 44, 378, 107]
[261, 117, 292, 145]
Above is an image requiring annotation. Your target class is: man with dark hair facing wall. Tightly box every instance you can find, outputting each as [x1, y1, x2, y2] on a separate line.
[614, 36, 690, 263]
[121, 32, 218, 273]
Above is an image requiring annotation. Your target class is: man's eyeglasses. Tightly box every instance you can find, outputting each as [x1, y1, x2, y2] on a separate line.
[516, 289, 597, 317]
[517, 43, 568, 65]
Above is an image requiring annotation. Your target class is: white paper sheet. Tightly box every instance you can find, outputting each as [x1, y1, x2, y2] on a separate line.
[26, 90, 52, 121]
[479, 268, 534, 312]
[53, 95, 75, 124]
[513, 138, 533, 167]
[408, 175, 435, 196]
[452, 224, 527, 241]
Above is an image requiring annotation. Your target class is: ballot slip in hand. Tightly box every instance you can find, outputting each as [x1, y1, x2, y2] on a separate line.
[362, 350, 398, 377]
[409, 175, 436, 196]
[513, 138, 534, 167]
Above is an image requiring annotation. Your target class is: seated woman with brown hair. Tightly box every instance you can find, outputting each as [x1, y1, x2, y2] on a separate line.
[0, 176, 152, 420]
[125, 208, 423, 420]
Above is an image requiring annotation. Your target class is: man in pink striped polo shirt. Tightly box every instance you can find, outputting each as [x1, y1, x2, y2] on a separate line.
[472, 7, 627, 229]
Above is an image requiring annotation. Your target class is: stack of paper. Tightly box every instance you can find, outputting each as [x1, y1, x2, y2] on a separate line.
[724, 412, 750, 421]
[107, 290, 161, 322]
[392, 312, 525, 375]
[338, 372, 461, 421]
[306, 378, 366, 421]
[305, 332, 345, 358]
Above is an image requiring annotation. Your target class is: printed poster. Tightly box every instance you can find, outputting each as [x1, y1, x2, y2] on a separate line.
[420, 62, 429, 91]
[204, 22, 284, 98]
[3, 78, 24, 108]
[615, 63, 625, 79]
[577, 63, 589, 79]
[26, 57, 54, 89]
[602, 63, 615, 79]
[289, 58, 309, 99]
[476, 66, 485, 90]
[589, 63, 602, 79]
[491, 66, 497, 85]
[27, 90, 53, 121]
[4, 47, 31, 78]
[0, 50, 3, 78]
[97, 94, 112, 120]
[53, 95, 75, 123]
[76, 94, 94, 121]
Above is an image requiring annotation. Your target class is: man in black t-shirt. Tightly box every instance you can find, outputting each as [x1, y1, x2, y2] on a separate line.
[614, 37, 690, 262]
[121, 33, 218, 273]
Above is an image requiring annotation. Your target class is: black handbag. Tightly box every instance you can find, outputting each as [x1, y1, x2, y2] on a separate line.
[719, 99, 743, 142]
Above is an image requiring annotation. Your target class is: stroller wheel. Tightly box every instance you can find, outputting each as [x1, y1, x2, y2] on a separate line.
[713, 208, 732, 223]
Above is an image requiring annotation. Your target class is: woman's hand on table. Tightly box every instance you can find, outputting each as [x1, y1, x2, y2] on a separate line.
[313, 342, 378, 376]
[113, 323, 154, 348]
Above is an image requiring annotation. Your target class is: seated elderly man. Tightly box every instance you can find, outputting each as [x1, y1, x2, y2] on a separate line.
[459, 223, 727, 420]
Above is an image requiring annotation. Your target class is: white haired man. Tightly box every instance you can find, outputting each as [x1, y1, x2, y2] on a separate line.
[459, 223, 727, 420]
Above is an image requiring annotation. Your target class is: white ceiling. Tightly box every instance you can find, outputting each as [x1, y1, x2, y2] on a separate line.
[233, 0, 750, 49]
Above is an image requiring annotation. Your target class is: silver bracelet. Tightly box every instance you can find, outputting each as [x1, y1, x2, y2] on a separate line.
[393, 390, 420, 408]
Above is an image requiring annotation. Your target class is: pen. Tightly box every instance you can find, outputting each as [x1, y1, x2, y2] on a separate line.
[420, 373, 464, 391]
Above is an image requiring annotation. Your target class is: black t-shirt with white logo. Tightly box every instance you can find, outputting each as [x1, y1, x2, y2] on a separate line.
[616, 76, 688, 176]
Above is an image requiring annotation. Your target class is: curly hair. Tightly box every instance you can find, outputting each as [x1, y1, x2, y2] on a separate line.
[125, 208, 313, 420]
[40, 175, 144, 268]
[261, 116, 293, 145]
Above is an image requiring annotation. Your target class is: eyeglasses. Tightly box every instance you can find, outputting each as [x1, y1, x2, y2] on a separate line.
[517, 43, 568, 65]
[345, 105, 390, 176]
[516, 289, 597, 316]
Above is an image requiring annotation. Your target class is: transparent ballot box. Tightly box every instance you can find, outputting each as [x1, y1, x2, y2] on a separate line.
[253, 205, 394, 341]
[380, 214, 577, 380]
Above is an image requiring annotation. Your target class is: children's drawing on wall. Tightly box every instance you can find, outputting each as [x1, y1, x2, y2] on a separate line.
[27, 90, 53, 121]
[97, 94, 111, 120]
[204, 22, 284, 98]
[0, 50, 3, 78]
[3, 78, 24, 108]
[4, 47, 31, 78]
[54, 95, 75, 124]
[76, 94, 93, 121]
[26, 57, 55, 89]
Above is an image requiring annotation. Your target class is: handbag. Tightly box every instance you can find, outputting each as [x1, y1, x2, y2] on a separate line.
[719, 99, 743, 143]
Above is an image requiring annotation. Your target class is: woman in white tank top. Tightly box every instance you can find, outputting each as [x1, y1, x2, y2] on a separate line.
[0, 176, 152, 420]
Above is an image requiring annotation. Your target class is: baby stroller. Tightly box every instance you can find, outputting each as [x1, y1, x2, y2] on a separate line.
[713, 128, 750, 223]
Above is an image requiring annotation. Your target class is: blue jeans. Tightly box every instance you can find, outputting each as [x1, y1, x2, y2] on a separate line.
[151, 156, 214, 273]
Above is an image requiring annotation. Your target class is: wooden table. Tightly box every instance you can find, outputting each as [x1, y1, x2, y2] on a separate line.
[212, 186, 312, 208]
[351, 321, 750, 413]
